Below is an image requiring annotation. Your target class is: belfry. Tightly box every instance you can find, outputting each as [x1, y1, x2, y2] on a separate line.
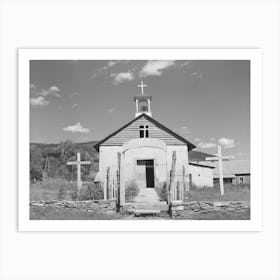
[134, 81, 152, 118]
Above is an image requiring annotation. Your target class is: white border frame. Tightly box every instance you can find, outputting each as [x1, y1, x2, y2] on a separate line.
[18, 48, 262, 232]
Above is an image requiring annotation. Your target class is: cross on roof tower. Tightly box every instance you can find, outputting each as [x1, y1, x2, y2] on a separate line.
[134, 81, 152, 118]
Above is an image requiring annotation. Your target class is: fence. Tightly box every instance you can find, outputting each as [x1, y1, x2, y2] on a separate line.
[168, 151, 189, 203]
[105, 167, 119, 200]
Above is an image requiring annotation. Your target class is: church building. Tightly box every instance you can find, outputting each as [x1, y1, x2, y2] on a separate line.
[94, 82, 200, 207]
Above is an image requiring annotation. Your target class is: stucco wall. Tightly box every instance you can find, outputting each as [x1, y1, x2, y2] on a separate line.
[188, 164, 214, 187]
[166, 145, 189, 182]
[99, 142, 190, 188]
[99, 146, 122, 185]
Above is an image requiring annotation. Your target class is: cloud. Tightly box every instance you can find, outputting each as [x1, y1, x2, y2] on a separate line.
[30, 96, 49, 107]
[71, 104, 78, 110]
[63, 122, 90, 134]
[197, 141, 216, 149]
[108, 61, 118, 67]
[180, 61, 189, 67]
[111, 71, 134, 84]
[218, 137, 235, 148]
[194, 137, 201, 142]
[108, 107, 116, 113]
[70, 92, 80, 98]
[190, 71, 203, 80]
[30, 84, 61, 98]
[140, 60, 175, 77]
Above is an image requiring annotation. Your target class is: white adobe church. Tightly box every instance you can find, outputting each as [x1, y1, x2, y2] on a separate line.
[94, 82, 214, 206]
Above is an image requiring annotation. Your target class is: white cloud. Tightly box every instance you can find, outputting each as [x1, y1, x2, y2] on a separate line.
[218, 137, 235, 148]
[194, 137, 201, 142]
[190, 71, 203, 80]
[70, 92, 80, 98]
[48, 86, 61, 97]
[139, 60, 175, 77]
[30, 96, 49, 107]
[63, 122, 90, 134]
[180, 61, 189, 67]
[108, 61, 118, 67]
[31, 84, 61, 98]
[111, 71, 134, 84]
[108, 107, 116, 113]
[71, 104, 78, 110]
[197, 141, 216, 149]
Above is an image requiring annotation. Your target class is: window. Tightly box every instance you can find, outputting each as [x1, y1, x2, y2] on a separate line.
[139, 125, 149, 138]
[239, 177, 245, 184]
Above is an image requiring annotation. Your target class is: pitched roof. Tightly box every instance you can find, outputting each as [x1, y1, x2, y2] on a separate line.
[189, 162, 215, 169]
[213, 160, 250, 177]
[94, 113, 196, 151]
[188, 150, 215, 161]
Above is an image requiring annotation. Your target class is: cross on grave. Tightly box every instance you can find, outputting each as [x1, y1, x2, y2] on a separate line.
[67, 152, 91, 191]
[205, 145, 234, 195]
[137, 81, 147, 95]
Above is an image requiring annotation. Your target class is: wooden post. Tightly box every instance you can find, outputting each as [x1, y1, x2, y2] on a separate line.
[119, 152, 126, 208]
[205, 145, 234, 196]
[169, 151, 176, 203]
[67, 152, 91, 193]
[106, 167, 110, 200]
[182, 165, 186, 201]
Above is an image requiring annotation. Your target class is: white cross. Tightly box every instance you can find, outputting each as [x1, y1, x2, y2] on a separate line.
[137, 81, 147, 95]
[67, 152, 91, 191]
[205, 145, 234, 195]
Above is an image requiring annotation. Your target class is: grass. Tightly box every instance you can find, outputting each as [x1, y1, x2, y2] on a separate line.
[30, 205, 122, 220]
[30, 178, 104, 201]
[186, 183, 250, 202]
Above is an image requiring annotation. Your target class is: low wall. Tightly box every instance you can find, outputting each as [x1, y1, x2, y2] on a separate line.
[30, 199, 117, 213]
[170, 201, 250, 218]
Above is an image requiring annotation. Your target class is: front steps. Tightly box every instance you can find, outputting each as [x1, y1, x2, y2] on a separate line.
[125, 188, 168, 216]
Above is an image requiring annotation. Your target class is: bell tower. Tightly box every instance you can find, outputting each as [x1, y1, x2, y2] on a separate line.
[134, 81, 152, 118]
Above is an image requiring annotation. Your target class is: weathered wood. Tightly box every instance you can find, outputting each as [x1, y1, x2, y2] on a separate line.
[67, 152, 91, 192]
[205, 145, 234, 196]
[169, 151, 176, 203]
[101, 118, 187, 146]
[106, 167, 110, 200]
[117, 152, 121, 211]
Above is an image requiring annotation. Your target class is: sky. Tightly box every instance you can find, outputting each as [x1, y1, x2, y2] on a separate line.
[30, 60, 250, 159]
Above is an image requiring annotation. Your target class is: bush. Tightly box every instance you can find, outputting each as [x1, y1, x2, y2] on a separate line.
[155, 182, 168, 202]
[30, 178, 77, 201]
[76, 182, 104, 201]
[125, 181, 140, 202]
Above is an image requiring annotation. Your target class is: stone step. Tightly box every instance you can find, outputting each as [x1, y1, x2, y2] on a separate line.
[125, 203, 169, 212]
[133, 209, 161, 217]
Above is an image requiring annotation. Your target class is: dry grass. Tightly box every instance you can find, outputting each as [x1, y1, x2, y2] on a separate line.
[30, 178, 104, 201]
[186, 183, 250, 202]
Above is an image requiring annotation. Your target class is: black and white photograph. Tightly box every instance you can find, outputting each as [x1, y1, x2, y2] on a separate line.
[28, 56, 252, 221]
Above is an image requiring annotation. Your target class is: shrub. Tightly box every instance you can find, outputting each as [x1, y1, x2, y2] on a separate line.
[76, 182, 104, 201]
[155, 182, 168, 202]
[125, 181, 140, 202]
[30, 178, 76, 201]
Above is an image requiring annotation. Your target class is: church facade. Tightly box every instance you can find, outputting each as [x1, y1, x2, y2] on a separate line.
[94, 82, 205, 206]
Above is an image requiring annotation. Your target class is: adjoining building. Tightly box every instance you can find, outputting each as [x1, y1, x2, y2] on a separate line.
[213, 160, 250, 185]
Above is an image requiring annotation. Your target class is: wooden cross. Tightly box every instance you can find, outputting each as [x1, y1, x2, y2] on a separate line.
[67, 152, 91, 191]
[137, 81, 147, 95]
[205, 145, 234, 195]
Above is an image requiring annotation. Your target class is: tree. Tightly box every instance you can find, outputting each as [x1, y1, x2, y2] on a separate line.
[30, 148, 43, 181]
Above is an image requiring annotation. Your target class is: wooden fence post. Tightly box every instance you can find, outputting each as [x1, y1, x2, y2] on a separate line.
[169, 151, 176, 203]
[106, 167, 110, 200]
[117, 152, 121, 210]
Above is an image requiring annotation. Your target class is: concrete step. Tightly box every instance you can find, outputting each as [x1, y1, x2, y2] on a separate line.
[125, 202, 169, 212]
[133, 209, 161, 217]
[134, 188, 161, 203]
